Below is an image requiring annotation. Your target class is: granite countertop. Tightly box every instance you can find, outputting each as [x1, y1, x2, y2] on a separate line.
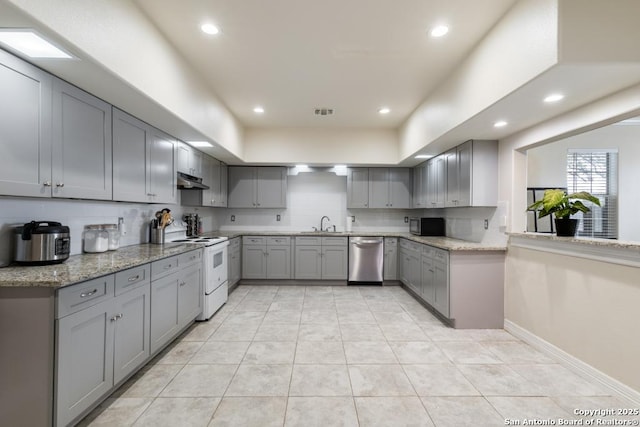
[509, 232, 640, 250]
[0, 243, 201, 288]
[206, 230, 506, 252]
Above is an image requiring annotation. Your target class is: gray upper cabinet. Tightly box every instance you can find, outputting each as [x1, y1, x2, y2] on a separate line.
[228, 167, 287, 208]
[0, 50, 53, 198]
[176, 142, 203, 177]
[52, 78, 112, 200]
[412, 163, 427, 208]
[218, 163, 228, 207]
[182, 155, 227, 207]
[113, 109, 176, 204]
[347, 168, 369, 208]
[445, 148, 460, 207]
[148, 127, 177, 204]
[426, 155, 446, 208]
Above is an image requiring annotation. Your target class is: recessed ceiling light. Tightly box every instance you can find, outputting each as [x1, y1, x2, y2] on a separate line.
[187, 141, 213, 148]
[0, 30, 72, 58]
[494, 120, 508, 128]
[415, 154, 433, 159]
[430, 25, 449, 38]
[253, 106, 265, 114]
[378, 107, 391, 115]
[544, 93, 564, 103]
[201, 23, 220, 35]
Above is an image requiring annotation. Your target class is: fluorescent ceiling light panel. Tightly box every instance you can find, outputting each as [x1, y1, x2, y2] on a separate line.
[544, 93, 564, 103]
[494, 120, 508, 128]
[378, 107, 391, 115]
[253, 106, 265, 114]
[430, 25, 449, 38]
[186, 141, 213, 148]
[201, 23, 220, 35]
[415, 154, 433, 159]
[0, 30, 72, 58]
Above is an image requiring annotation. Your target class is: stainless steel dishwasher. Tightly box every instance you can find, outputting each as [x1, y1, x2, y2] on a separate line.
[348, 237, 384, 283]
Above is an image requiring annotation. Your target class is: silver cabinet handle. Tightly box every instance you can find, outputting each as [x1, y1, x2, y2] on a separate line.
[110, 315, 118, 322]
[128, 275, 140, 282]
[80, 289, 98, 298]
[43, 181, 52, 187]
[179, 281, 186, 287]
[56, 182, 64, 187]
[190, 255, 197, 260]
[164, 264, 172, 270]
[117, 313, 123, 319]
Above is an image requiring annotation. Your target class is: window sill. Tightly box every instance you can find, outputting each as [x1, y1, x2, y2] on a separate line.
[508, 232, 640, 268]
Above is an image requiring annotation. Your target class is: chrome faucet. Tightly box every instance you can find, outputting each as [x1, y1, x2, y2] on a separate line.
[320, 215, 330, 232]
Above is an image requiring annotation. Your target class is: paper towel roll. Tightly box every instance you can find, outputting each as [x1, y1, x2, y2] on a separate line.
[345, 216, 352, 232]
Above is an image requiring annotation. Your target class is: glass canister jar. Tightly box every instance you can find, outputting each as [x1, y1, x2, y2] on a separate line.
[83, 225, 109, 253]
[101, 224, 120, 250]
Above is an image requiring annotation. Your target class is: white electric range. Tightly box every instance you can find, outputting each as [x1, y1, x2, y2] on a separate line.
[166, 227, 229, 321]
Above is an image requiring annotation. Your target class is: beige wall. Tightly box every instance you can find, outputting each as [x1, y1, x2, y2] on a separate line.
[506, 245, 640, 392]
[499, 84, 640, 395]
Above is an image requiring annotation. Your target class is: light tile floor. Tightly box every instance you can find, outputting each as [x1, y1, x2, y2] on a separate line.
[79, 285, 638, 427]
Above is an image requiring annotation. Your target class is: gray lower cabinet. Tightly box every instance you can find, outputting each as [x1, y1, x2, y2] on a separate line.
[432, 250, 450, 317]
[178, 262, 203, 327]
[150, 272, 180, 354]
[421, 248, 436, 304]
[294, 237, 348, 280]
[398, 240, 424, 298]
[383, 237, 398, 281]
[55, 268, 151, 427]
[228, 237, 242, 286]
[242, 236, 292, 279]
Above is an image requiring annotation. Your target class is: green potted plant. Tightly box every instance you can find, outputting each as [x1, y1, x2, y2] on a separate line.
[527, 189, 601, 237]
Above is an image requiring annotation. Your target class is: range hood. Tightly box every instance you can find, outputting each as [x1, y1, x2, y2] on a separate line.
[177, 172, 209, 190]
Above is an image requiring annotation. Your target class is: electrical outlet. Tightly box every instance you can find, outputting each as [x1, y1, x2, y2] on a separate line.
[231, 215, 235, 222]
[351, 216, 356, 222]
[484, 219, 489, 230]
[404, 216, 409, 223]
[276, 214, 281, 221]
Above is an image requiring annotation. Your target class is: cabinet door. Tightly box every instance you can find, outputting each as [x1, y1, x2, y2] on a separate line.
[427, 155, 446, 208]
[347, 168, 369, 208]
[112, 109, 150, 202]
[257, 167, 287, 208]
[113, 284, 150, 385]
[457, 141, 472, 206]
[229, 246, 241, 286]
[228, 167, 256, 208]
[148, 128, 176, 204]
[295, 246, 322, 279]
[191, 149, 203, 177]
[445, 149, 459, 207]
[421, 255, 435, 305]
[389, 168, 412, 208]
[218, 163, 228, 207]
[52, 78, 112, 200]
[407, 251, 421, 295]
[242, 245, 267, 279]
[433, 256, 449, 317]
[176, 142, 191, 175]
[412, 164, 426, 208]
[200, 155, 217, 207]
[383, 239, 398, 281]
[178, 263, 202, 328]
[150, 274, 179, 354]
[368, 168, 389, 208]
[0, 50, 53, 198]
[321, 246, 348, 280]
[399, 248, 409, 285]
[266, 245, 291, 279]
[56, 300, 114, 427]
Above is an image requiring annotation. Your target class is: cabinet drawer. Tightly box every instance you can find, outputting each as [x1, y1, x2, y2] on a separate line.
[384, 237, 397, 245]
[56, 275, 115, 318]
[422, 246, 435, 257]
[229, 237, 241, 249]
[151, 255, 180, 280]
[179, 249, 202, 267]
[321, 237, 347, 246]
[115, 264, 150, 296]
[295, 236, 321, 246]
[434, 249, 449, 262]
[243, 236, 266, 246]
[267, 236, 290, 246]
[400, 239, 421, 252]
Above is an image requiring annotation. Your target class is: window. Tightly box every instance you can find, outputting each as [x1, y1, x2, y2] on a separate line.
[566, 149, 618, 239]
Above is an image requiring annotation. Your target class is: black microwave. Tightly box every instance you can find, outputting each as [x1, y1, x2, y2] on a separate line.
[409, 217, 445, 236]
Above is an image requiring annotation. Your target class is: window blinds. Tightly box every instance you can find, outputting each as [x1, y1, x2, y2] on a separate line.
[566, 150, 618, 239]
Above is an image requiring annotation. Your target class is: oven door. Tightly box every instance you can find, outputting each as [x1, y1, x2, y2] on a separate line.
[205, 243, 228, 294]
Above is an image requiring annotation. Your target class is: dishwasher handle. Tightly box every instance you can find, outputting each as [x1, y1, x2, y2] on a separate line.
[352, 240, 382, 246]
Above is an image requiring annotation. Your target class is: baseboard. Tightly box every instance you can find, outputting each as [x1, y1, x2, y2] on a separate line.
[504, 319, 640, 406]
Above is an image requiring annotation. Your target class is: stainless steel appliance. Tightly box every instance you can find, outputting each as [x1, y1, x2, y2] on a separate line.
[13, 221, 70, 265]
[348, 236, 384, 283]
[166, 226, 229, 320]
[409, 217, 445, 236]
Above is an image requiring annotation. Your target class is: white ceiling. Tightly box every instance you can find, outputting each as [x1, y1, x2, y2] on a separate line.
[133, 0, 518, 129]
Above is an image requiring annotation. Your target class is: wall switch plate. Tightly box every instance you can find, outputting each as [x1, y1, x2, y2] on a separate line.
[404, 217, 409, 223]
[230, 215, 235, 222]
[484, 219, 489, 230]
[352, 216, 356, 222]
[276, 214, 281, 221]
